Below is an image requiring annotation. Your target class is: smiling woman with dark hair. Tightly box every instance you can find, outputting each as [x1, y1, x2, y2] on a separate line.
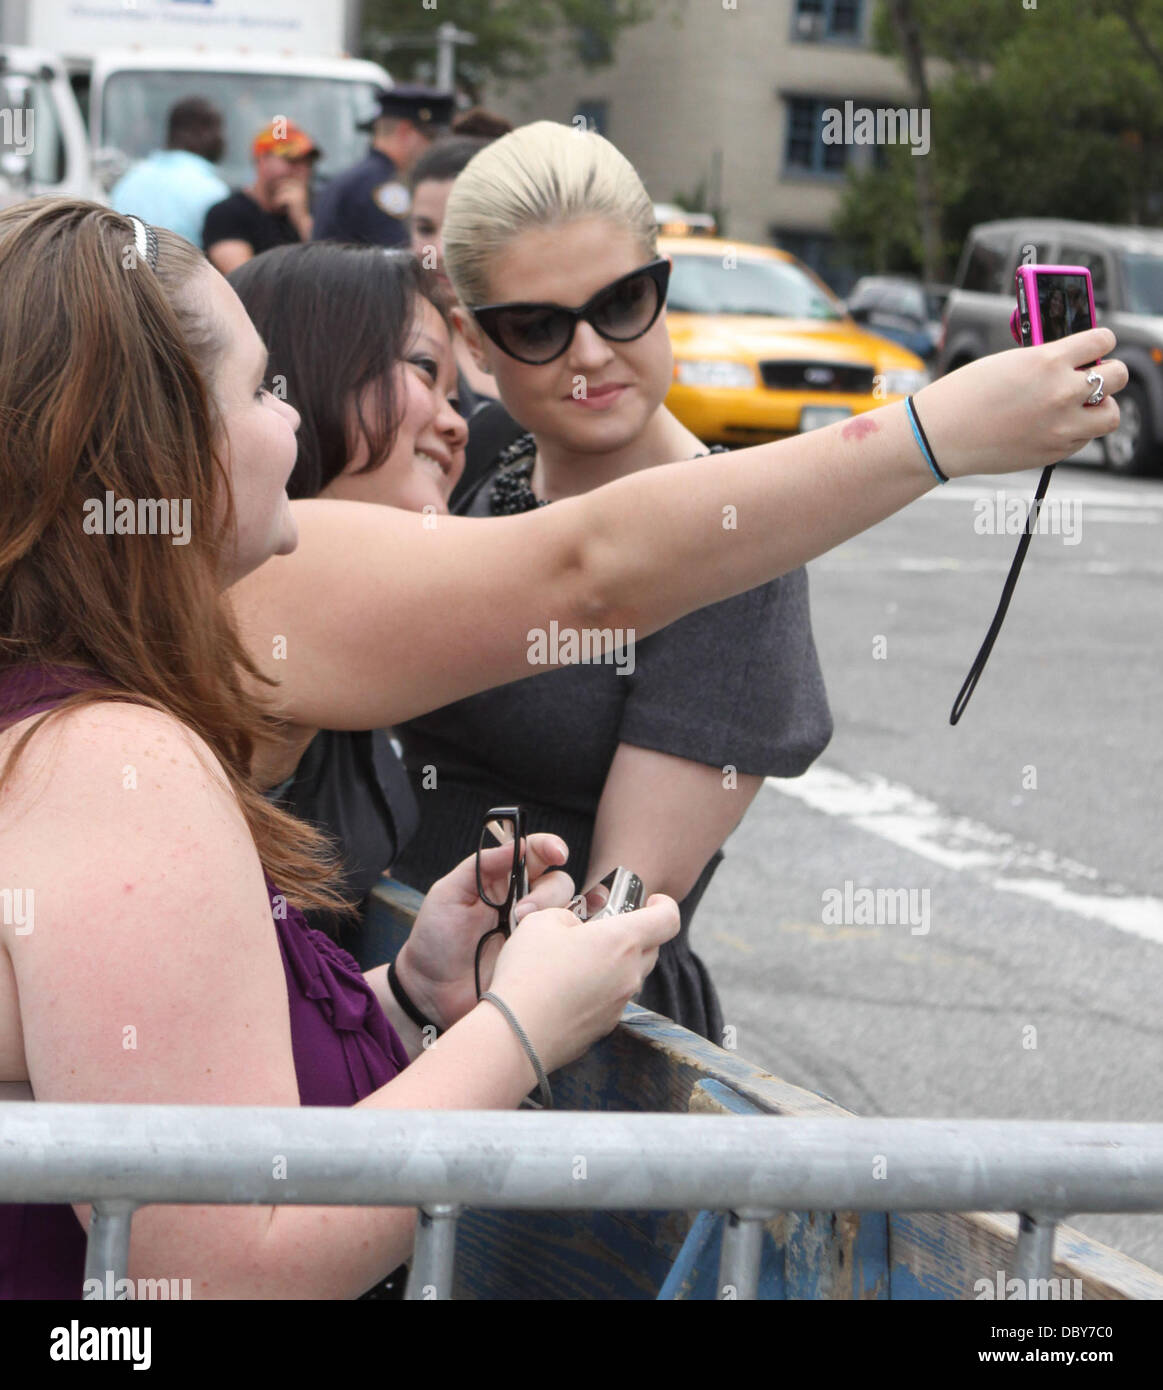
[228, 243, 463, 505]
[229, 242, 468, 940]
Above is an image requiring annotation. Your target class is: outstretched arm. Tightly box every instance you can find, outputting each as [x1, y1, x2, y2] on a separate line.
[229, 331, 1123, 732]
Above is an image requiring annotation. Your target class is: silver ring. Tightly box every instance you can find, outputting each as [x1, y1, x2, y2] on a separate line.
[1085, 369, 1105, 406]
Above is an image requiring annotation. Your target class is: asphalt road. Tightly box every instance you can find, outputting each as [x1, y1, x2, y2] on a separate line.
[696, 449, 1163, 1273]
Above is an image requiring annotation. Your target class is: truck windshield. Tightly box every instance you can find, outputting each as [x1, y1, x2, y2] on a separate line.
[101, 71, 381, 190]
[667, 254, 843, 320]
[1120, 252, 1163, 317]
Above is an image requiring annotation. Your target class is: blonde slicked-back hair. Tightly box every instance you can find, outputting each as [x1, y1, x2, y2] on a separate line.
[441, 120, 658, 309]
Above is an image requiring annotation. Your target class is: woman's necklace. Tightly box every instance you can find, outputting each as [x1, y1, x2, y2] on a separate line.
[489, 434, 547, 516]
[487, 432, 730, 517]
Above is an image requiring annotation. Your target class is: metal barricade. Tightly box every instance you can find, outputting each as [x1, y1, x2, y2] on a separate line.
[2, 1103, 1162, 1300]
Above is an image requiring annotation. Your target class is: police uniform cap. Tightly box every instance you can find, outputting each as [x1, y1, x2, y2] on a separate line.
[357, 85, 456, 133]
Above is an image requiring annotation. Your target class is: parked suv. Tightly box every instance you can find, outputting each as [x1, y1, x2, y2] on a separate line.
[937, 219, 1163, 473]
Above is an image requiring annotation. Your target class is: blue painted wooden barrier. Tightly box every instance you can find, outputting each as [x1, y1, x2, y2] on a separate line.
[363, 878, 1163, 1301]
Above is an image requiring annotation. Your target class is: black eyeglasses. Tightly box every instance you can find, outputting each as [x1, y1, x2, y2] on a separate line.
[473, 806, 528, 999]
[470, 258, 671, 365]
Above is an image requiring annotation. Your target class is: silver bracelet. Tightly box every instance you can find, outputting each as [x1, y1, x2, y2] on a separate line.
[480, 992, 553, 1110]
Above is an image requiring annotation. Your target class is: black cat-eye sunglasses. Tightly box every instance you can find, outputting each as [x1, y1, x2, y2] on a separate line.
[469, 258, 671, 365]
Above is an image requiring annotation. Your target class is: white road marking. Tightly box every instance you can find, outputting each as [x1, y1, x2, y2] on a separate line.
[1082, 510, 1159, 524]
[817, 556, 1163, 576]
[923, 480, 1163, 512]
[766, 765, 1163, 946]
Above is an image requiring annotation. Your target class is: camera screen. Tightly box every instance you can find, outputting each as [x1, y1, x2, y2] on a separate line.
[1037, 274, 1092, 341]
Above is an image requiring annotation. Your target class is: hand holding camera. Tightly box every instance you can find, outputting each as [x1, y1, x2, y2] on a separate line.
[569, 866, 645, 921]
[936, 265, 1122, 724]
[489, 891, 679, 1075]
[913, 322, 1125, 480]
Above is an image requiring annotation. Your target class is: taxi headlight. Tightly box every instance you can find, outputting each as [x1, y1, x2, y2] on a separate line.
[674, 359, 757, 389]
[879, 368, 931, 396]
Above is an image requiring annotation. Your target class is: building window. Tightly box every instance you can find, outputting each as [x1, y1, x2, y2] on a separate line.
[792, 0, 865, 43]
[575, 101, 608, 137]
[785, 97, 849, 175]
[577, 27, 612, 64]
[784, 96, 895, 176]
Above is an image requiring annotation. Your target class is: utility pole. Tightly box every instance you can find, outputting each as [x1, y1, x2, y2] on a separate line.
[435, 22, 476, 91]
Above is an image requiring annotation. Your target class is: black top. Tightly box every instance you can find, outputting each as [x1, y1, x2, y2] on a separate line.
[451, 397, 527, 512]
[270, 728, 419, 957]
[312, 148, 411, 248]
[392, 435, 834, 1040]
[202, 191, 302, 256]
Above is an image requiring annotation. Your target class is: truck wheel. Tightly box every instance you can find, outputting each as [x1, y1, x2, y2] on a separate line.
[1102, 378, 1155, 475]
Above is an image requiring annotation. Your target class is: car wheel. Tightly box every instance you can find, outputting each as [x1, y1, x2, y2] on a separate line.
[1102, 377, 1154, 475]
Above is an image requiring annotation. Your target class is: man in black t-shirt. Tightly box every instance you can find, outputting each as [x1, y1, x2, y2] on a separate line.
[203, 119, 320, 273]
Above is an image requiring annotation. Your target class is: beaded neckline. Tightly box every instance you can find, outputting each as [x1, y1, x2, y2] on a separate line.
[488, 433, 545, 516]
[486, 432, 729, 517]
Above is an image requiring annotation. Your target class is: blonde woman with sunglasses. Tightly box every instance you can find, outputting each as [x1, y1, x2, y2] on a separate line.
[390, 121, 834, 1041]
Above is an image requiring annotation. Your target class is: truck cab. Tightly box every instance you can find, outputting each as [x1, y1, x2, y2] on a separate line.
[0, 0, 391, 206]
[0, 46, 90, 203]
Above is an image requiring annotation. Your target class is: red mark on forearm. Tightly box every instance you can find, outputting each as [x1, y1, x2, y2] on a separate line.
[841, 416, 879, 443]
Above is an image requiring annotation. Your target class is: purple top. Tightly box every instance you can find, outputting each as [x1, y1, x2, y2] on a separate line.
[0, 665, 410, 1299]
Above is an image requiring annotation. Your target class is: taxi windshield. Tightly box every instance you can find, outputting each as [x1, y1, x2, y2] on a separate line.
[667, 254, 843, 320]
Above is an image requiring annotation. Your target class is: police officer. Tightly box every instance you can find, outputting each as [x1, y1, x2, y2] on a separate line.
[313, 85, 455, 248]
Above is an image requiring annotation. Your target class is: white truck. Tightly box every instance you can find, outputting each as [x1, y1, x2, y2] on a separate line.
[0, 0, 391, 203]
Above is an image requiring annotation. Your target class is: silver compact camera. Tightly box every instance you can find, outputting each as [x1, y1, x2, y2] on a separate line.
[571, 867, 645, 921]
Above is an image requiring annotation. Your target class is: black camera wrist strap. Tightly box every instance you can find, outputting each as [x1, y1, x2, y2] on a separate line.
[950, 464, 1055, 725]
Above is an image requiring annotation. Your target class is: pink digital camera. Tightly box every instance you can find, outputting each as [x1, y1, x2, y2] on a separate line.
[1009, 264, 1097, 347]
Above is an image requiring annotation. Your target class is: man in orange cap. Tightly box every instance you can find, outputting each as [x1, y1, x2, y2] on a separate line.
[203, 118, 322, 274]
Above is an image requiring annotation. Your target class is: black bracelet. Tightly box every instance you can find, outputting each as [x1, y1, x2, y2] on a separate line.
[386, 957, 442, 1036]
[905, 394, 949, 484]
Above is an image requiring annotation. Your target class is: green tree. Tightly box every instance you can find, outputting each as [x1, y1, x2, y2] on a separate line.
[362, 0, 667, 97]
[839, 1, 1163, 278]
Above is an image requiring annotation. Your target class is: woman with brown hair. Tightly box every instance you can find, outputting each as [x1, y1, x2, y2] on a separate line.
[0, 197, 1125, 1297]
[0, 200, 674, 1299]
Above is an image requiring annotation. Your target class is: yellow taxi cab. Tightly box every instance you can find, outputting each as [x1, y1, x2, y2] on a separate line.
[661, 235, 929, 444]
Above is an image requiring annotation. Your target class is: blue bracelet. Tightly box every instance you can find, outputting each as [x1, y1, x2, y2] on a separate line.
[905, 395, 948, 484]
